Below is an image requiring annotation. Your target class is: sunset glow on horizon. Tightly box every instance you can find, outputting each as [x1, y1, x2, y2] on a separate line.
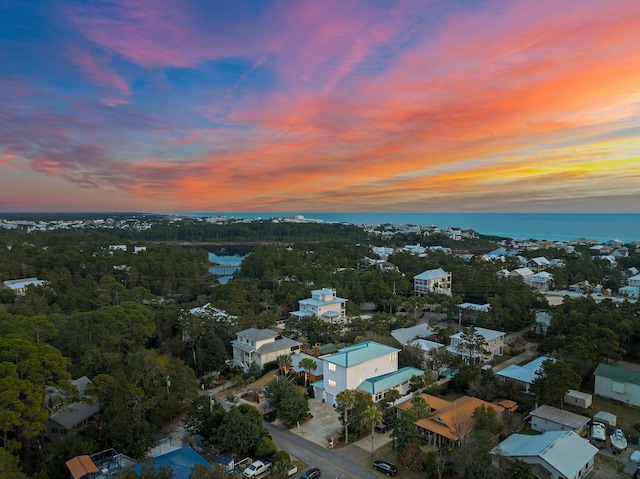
[1, 0, 639, 213]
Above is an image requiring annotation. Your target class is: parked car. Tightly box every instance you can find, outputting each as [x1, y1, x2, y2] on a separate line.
[300, 467, 321, 479]
[373, 460, 397, 476]
[374, 423, 388, 433]
[383, 417, 396, 428]
[243, 459, 272, 477]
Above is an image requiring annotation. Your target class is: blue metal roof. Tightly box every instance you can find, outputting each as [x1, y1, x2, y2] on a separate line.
[322, 341, 400, 367]
[358, 367, 424, 394]
[132, 445, 211, 479]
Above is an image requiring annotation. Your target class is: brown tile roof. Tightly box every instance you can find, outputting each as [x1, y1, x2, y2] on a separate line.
[492, 398, 518, 412]
[66, 455, 98, 479]
[396, 393, 451, 412]
[416, 396, 504, 442]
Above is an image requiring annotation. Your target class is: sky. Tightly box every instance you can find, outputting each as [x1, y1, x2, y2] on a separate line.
[1, 0, 639, 213]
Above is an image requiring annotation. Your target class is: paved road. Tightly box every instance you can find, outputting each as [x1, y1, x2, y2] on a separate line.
[266, 423, 377, 479]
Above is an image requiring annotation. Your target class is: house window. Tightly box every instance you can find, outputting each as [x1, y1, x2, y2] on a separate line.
[375, 392, 384, 401]
[389, 352, 397, 362]
[328, 379, 336, 389]
[328, 362, 336, 372]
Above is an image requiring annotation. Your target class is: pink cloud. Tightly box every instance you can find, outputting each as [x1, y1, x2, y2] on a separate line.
[66, 46, 132, 102]
[67, 0, 246, 68]
[3, 0, 639, 212]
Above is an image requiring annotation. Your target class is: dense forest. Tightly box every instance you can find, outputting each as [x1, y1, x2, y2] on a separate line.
[0, 218, 639, 478]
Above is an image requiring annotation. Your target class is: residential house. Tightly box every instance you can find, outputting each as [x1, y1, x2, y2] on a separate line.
[496, 356, 551, 394]
[492, 430, 597, 479]
[358, 366, 425, 402]
[180, 303, 238, 342]
[312, 341, 400, 406]
[620, 273, 640, 299]
[593, 362, 640, 406]
[589, 244, 611, 256]
[483, 247, 508, 261]
[231, 328, 301, 372]
[397, 395, 503, 448]
[527, 257, 550, 273]
[67, 444, 210, 479]
[529, 405, 590, 436]
[130, 445, 211, 477]
[396, 393, 451, 417]
[496, 268, 511, 278]
[2, 277, 47, 295]
[414, 268, 452, 296]
[446, 327, 506, 363]
[509, 267, 534, 283]
[390, 323, 434, 347]
[457, 302, 490, 325]
[533, 311, 553, 336]
[290, 288, 348, 324]
[287, 352, 323, 383]
[45, 376, 100, 437]
[65, 456, 99, 479]
[529, 271, 554, 292]
[612, 247, 629, 258]
[619, 285, 640, 299]
[409, 339, 445, 370]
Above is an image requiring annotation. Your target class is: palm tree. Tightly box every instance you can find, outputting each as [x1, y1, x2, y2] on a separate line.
[335, 389, 356, 444]
[276, 354, 292, 376]
[361, 405, 383, 454]
[299, 357, 317, 386]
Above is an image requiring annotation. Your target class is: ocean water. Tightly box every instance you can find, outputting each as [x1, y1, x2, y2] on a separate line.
[188, 213, 640, 243]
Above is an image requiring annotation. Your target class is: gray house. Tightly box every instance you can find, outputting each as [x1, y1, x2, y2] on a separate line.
[45, 376, 99, 437]
[529, 405, 590, 436]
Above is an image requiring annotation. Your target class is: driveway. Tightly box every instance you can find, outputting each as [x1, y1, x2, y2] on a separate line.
[292, 399, 343, 448]
[290, 399, 393, 455]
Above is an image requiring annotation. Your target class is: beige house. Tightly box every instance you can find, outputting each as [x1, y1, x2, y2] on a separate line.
[231, 328, 301, 372]
[414, 268, 452, 296]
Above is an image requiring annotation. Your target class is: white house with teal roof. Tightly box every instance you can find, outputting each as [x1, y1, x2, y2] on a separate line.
[312, 341, 402, 405]
[358, 366, 425, 402]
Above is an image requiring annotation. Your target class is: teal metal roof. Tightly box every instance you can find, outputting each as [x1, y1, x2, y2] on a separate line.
[322, 341, 400, 368]
[594, 363, 640, 386]
[358, 367, 424, 394]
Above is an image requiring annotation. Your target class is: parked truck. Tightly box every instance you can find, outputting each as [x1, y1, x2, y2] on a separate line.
[243, 459, 273, 478]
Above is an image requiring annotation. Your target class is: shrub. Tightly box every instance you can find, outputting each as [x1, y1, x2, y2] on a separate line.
[254, 436, 277, 457]
[272, 450, 290, 463]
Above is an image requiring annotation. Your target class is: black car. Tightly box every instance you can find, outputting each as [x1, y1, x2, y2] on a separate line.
[374, 423, 388, 433]
[373, 460, 397, 476]
[300, 467, 321, 479]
